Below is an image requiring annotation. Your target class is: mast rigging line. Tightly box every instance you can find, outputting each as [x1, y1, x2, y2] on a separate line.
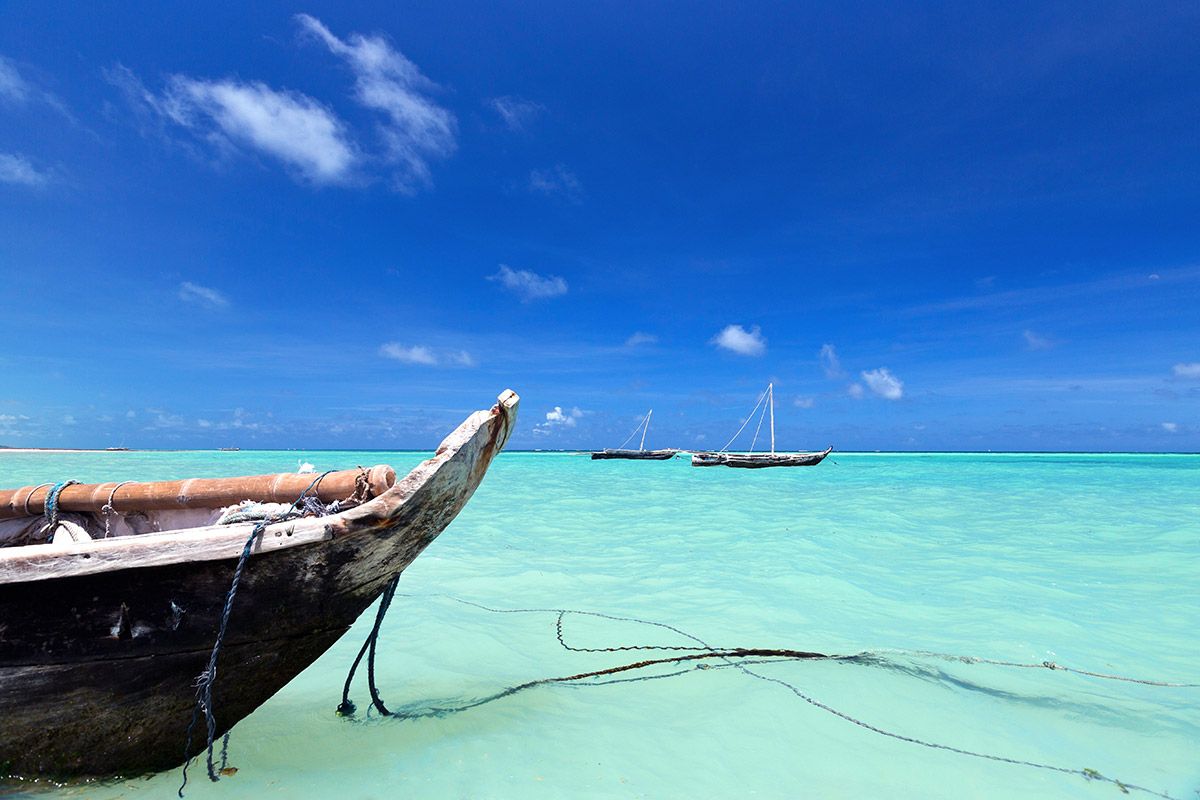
[719, 387, 770, 453]
[615, 410, 652, 450]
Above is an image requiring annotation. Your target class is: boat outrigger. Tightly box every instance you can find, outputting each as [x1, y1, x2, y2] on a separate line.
[591, 409, 677, 460]
[692, 384, 831, 468]
[0, 390, 518, 779]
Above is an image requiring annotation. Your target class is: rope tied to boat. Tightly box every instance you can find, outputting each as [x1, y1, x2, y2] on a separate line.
[178, 470, 336, 797]
[101, 481, 136, 539]
[39, 480, 79, 541]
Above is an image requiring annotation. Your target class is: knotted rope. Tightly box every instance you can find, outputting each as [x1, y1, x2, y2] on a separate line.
[39, 480, 79, 540]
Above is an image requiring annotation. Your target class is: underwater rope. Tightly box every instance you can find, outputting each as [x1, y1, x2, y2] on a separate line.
[178, 470, 334, 797]
[337, 593, 1192, 800]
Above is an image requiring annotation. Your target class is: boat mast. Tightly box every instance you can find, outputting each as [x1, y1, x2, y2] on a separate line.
[640, 409, 652, 451]
[768, 383, 775, 455]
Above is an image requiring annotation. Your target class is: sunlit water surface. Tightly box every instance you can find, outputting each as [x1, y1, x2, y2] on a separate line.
[1, 450, 1197, 799]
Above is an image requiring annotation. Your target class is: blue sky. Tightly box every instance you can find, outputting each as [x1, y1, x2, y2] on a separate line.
[1, 2, 1198, 451]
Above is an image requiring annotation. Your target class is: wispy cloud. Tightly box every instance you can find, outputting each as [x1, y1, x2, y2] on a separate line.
[625, 332, 657, 347]
[905, 268, 1199, 317]
[111, 63, 358, 185]
[0, 152, 50, 186]
[1172, 362, 1200, 379]
[167, 77, 357, 184]
[1023, 329, 1054, 350]
[0, 57, 30, 104]
[488, 96, 543, 131]
[533, 405, 584, 435]
[794, 396, 815, 409]
[0, 56, 69, 117]
[178, 281, 229, 309]
[861, 368, 904, 400]
[379, 343, 436, 365]
[488, 264, 568, 302]
[529, 164, 583, 203]
[712, 324, 766, 357]
[379, 342, 476, 367]
[1161, 421, 1178, 433]
[109, 16, 454, 191]
[297, 14, 456, 192]
[847, 383, 865, 399]
[819, 343, 843, 377]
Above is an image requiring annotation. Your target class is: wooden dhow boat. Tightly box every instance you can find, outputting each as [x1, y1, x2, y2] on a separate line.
[591, 409, 677, 460]
[692, 384, 831, 469]
[0, 390, 518, 779]
[690, 447, 832, 468]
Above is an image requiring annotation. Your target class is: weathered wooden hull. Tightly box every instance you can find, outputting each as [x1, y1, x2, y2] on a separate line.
[0, 391, 518, 779]
[589, 449, 677, 460]
[690, 447, 832, 468]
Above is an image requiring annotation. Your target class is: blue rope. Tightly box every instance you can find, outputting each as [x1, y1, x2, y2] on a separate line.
[41, 480, 79, 540]
[178, 471, 333, 797]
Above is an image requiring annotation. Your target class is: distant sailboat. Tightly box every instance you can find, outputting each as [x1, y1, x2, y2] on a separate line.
[692, 384, 831, 468]
[591, 409, 677, 460]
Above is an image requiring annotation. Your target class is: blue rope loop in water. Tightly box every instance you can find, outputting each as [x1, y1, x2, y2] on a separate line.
[178, 470, 334, 797]
[40, 480, 80, 540]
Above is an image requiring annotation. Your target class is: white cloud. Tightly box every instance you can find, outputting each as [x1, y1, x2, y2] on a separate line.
[178, 281, 230, 309]
[379, 343, 437, 365]
[534, 405, 584, 435]
[488, 96, 543, 131]
[847, 383, 865, 399]
[0, 152, 50, 186]
[625, 332, 657, 347]
[161, 77, 357, 184]
[488, 264, 568, 301]
[379, 342, 476, 367]
[0, 57, 30, 103]
[861, 368, 904, 400]
[1023, 329, 1053, 350]
[819, 343, 843, 377]
[297, 14, 456, 192]
[712, 324, 766, 357]
[1161, 422, 1178, 433]
[1172, 362, 1200, 379]
[794, 396, 815, 409]
[0, 57, 70, 118]
[529, 164, 583, 203]
[62, 415, 77, 425]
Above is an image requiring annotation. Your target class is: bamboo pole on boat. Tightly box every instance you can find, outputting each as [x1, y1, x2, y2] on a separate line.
[640, 410, 652, 451]
[0, 466, 396, 520]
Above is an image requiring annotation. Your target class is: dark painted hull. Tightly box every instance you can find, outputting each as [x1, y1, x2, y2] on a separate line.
[0, 393, 517, 779]
[590, 449, 677, 460]
[691, 447, 832, 468]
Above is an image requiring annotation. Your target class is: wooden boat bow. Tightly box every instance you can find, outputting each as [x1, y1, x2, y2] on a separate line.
[0, 390, 519, 779]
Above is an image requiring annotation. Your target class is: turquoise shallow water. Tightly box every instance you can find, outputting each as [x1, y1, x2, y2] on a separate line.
[1, 450, 1197, 799]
